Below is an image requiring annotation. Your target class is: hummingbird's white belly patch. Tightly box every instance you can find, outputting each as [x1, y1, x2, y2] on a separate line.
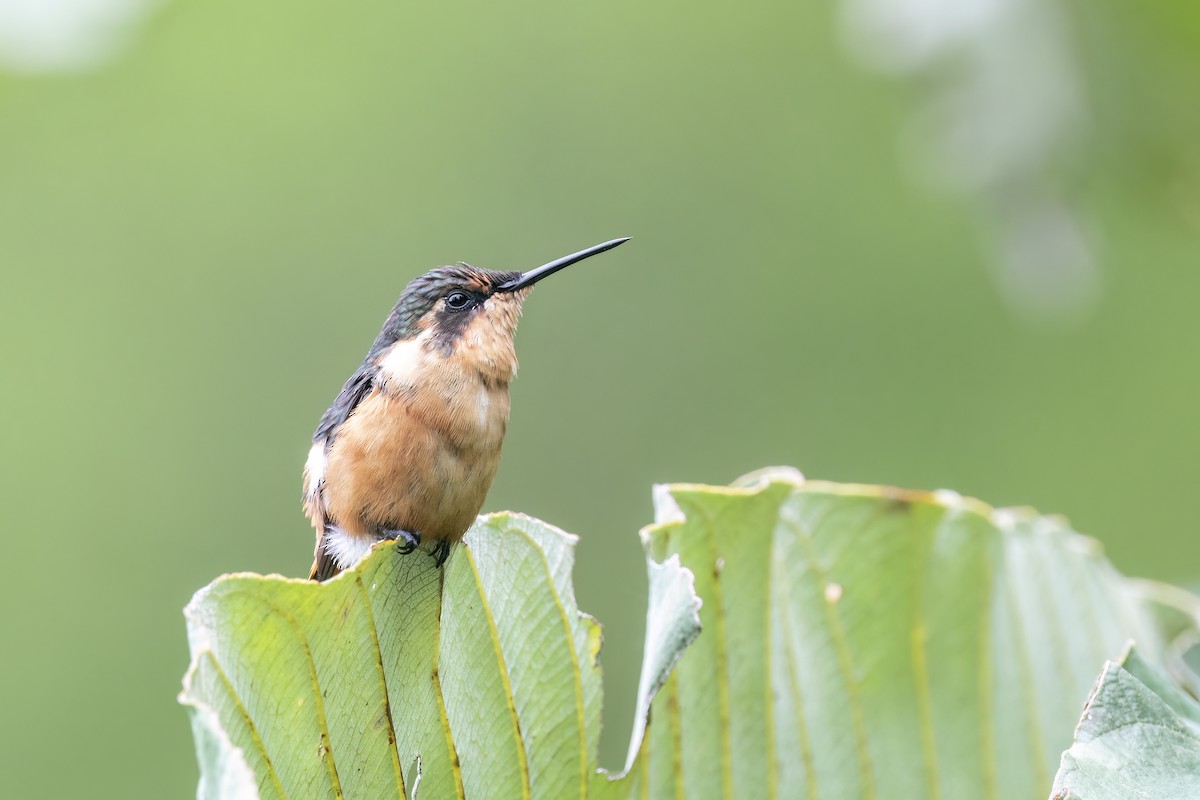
[323, 525, 376, 571]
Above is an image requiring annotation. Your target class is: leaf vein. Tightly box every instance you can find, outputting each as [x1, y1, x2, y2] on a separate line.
[507, 523, 591, 798]
[975, 529, 999, 800]
[668, 676, 684, 800]
[780, 594, 818, 799]
[911, 512, 941, 800]
[1002, 549, 1051, 789]
[460, 546, 533, 800]
[691, 500, 735, 800]
[237, 591, 346, 799]
[787, 511, 877, 800]
[202, 651, 289, 800]
[354, 574, 407, 798]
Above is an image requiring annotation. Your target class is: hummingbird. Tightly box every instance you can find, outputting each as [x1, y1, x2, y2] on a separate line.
[302, 237, 630, 581]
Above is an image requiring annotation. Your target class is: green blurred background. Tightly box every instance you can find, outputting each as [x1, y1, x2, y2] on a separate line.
[1, 0, 1197, 796]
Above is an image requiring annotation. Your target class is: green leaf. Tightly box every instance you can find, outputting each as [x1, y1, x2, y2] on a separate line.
[1050, 647, 1200, 799]
[181, 470, 1197, 799]
[180, 512, 701, 800]
[632, 469, 1185, 799]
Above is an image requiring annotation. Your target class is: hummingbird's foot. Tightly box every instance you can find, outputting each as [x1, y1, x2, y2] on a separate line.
[380, 528, 421, 555]
[430, 539, 452, 568]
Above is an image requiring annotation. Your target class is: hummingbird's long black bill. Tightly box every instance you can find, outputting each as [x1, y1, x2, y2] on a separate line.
[495, 237, 631, 293]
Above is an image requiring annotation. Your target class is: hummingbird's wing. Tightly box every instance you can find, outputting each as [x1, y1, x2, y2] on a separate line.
[303, 364, 379, 521]
[313, 362, 380, 443]
[304, 362, 380, 580]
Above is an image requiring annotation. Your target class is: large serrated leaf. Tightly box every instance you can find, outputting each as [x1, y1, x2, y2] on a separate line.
[182, 471, 1197, 799]
[634, 469, 1183, 799]
[181, 512, 700, 800]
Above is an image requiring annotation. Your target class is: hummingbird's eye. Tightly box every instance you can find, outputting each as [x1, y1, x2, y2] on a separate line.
[444, 291, 473, 311]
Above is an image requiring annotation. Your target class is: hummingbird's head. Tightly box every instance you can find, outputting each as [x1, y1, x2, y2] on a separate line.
[365, 238, 631, 369]
[381, 265, 525, 357]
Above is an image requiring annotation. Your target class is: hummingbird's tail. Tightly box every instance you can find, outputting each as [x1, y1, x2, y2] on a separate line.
[308, 533, 342, 582]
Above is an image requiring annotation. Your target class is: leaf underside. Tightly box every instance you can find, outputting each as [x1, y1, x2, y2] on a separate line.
[1051, 647, 1200, 799]
[181, 470, 1196, 799]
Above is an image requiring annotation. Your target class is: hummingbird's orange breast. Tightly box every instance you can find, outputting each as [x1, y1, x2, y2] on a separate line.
[319, 298, 522, 543]
[320, 386, 509, 541]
